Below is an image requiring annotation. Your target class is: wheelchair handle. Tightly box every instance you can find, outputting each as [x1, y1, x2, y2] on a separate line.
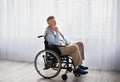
[38, 35, 44, 38]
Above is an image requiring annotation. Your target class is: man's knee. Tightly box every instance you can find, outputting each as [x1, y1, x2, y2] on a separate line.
[71, 44, 79, 52]
[77, 42, 84, 47]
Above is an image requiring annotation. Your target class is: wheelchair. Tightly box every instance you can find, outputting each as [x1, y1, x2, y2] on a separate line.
[34, 35, 81, 80]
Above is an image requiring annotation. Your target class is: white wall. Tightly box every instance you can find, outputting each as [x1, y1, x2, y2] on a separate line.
[0, 0, 119, 71]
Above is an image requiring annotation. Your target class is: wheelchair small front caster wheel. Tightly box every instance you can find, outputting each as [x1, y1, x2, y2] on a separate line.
[62, 74, 67, 80]
[74, 73, 80, 77]
[73, 70, 80, 77]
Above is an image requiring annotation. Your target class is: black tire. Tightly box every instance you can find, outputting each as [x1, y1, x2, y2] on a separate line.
[34, 49, 61, 79]
[62, 74, 67, 80]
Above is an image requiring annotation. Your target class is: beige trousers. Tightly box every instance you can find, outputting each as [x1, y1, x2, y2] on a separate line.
[60, 42, 84, 66]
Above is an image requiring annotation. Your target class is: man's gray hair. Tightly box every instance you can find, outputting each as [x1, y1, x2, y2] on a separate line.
[47, 16, 55, 22]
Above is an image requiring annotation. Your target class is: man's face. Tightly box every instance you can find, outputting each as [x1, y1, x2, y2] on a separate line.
[48, 18, 56, 27]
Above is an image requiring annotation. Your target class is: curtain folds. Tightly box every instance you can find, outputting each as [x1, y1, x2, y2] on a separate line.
[0, 0, 119, 70]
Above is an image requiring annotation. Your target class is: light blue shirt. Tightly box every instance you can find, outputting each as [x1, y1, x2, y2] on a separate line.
[45, 28, 70, 46]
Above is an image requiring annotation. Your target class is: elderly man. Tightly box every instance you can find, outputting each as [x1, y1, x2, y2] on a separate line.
[44, 16, 88, 75]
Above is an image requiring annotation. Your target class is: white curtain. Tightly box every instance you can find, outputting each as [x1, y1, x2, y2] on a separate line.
[0, 0, 119, 70]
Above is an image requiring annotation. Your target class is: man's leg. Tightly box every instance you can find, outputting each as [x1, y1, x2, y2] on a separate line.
[75, 42, 88, 70]
[60, 44, 88, 74]
[75, 42, 84, 60]
[60, 44, 82, 66]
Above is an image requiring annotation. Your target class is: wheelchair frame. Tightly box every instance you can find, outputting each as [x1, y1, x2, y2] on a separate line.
[34, 35, 80, 80]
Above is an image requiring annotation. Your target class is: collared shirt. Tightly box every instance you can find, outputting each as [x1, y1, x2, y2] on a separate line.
[45, 27, 70, 46]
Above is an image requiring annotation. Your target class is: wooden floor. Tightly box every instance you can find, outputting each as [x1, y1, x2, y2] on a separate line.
[0, 60, 120, 82]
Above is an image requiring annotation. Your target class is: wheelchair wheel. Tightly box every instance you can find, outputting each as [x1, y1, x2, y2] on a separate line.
[34, 49, 61, 78]
[62, 74, 67, 80]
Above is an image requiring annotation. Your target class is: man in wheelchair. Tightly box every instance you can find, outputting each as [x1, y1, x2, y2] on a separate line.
[44, 16, 88, 75]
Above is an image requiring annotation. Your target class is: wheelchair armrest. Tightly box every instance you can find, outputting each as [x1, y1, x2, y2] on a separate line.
[38, 35, 44, 38]
[49, 45, 66, 47]
[46, 45, 63, 55]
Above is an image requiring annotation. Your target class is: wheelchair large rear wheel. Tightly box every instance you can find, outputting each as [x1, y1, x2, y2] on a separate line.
[34, 49, 61, 78]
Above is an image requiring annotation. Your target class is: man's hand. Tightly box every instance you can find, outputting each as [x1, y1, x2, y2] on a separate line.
[53, 26, 59, 32]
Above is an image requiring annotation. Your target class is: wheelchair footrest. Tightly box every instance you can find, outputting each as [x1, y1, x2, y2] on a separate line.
[73, 70, 81, 77]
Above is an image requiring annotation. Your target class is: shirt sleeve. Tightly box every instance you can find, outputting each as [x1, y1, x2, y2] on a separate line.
[46, 32, 61, 45]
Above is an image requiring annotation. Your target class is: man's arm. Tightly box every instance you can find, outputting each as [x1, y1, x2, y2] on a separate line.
[46, 32, 61, 45]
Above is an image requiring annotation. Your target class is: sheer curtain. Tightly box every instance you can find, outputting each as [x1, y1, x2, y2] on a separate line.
[0, 0, 119, 70]
[56, 0, 117, 70]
